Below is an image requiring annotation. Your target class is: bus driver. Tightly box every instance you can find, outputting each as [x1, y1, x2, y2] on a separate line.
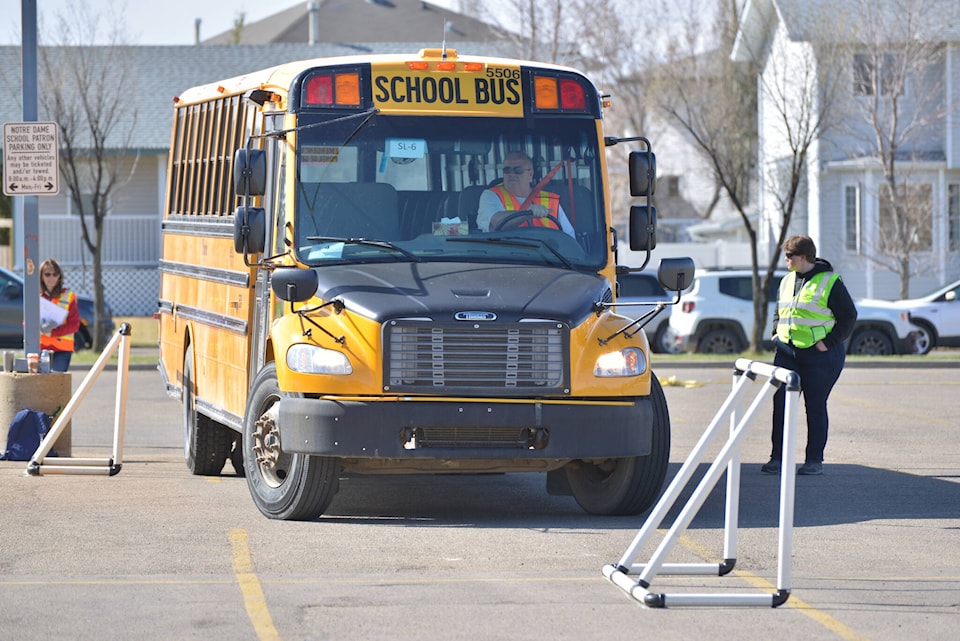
[476, 151, 576, 237]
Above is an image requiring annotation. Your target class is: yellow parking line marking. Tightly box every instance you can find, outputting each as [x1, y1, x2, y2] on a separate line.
[230, 529, 281, 641]
[680, 535, 872, 641]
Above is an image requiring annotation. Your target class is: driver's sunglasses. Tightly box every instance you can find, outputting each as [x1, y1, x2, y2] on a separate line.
[503, 165, 529, 175]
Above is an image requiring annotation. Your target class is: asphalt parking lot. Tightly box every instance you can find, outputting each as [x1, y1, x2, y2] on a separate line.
[1, 360, 958, 641]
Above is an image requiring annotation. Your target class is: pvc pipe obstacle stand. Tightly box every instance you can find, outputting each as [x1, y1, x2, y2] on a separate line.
[602, 358, 801, 608]
[26, 323, 133, 476]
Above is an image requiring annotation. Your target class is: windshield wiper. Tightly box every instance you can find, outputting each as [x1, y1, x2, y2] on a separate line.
[446, 236, 575, 270]
[305, 236, 424, 262]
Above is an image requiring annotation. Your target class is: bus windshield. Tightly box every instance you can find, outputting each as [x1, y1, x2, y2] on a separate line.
[293, 113, 606, 270]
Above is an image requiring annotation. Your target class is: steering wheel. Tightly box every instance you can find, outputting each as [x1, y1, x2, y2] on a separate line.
[492, 210, 562, 232]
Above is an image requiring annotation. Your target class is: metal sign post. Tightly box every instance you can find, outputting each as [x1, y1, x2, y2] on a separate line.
[10, 0, 50, 358]
[603, 358, 801, 608]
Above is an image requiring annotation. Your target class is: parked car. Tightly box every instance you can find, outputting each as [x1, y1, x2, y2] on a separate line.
[0, 266, 115, 350]
[614, 270, 682, 353]
[668, 269, 918, 355]
[861, 278, 960, 355]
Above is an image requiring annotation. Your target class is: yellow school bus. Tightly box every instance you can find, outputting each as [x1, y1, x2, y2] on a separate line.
[158, 48, 692, 520]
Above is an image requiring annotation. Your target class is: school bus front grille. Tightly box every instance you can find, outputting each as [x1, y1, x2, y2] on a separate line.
[384, 321, 569, 395]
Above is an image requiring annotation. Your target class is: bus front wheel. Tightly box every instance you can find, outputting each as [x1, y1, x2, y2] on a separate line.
[243, 362, 341, 520]
[564, 375, 671, 515]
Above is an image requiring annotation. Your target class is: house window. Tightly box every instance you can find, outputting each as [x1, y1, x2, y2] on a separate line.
[949, 184, 960, 252]
[844, 184, 862, 253]
[853, 53, 903, 96]
[878, 182, 932, 252]
[68, 192, 101, 217]
[664, 175, 680, 198]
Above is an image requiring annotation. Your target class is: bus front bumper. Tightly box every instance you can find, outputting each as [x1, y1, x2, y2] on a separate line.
[277, 397, 653, 460]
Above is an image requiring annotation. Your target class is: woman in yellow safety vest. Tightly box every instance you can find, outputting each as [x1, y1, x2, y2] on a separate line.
[761, 235, 858, 477]
[39, 258, 81, 372]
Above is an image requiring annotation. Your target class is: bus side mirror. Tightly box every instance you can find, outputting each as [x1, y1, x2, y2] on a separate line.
[629, 150, 656, 197]
[234, 148, 266, 197]
[233, 206, 266, 254]
[271, 268, 318, 303]
[657, 257, 695, 293]
[629, 205, 657, 251]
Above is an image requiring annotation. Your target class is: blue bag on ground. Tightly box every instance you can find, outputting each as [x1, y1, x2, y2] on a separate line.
[0, 409, 57, 461]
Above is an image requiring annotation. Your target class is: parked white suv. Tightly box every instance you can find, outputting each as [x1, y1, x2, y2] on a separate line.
[860, 278, 960, 355]
[669, 269, 919, 355]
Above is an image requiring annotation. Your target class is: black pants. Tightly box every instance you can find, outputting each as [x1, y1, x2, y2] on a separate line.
[770, 341, 845, 464]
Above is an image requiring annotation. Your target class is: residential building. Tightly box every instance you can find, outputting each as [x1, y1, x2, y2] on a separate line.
[201, 0, 503, 46]
[733, 0, 960, 299]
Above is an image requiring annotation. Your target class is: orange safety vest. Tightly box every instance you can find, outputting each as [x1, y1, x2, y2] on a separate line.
[490, 185, 561, 230]
[40, 290, 77, 352]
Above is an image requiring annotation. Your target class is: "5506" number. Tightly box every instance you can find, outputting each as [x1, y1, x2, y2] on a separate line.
[486, 67, 520, 80]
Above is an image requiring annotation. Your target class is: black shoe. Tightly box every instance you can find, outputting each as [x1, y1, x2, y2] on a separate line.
[797, 462, 823, 475]
[760, 459, 781, 474]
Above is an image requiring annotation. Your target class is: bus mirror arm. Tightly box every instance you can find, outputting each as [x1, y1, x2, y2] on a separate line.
[596, 257, 694, 344]
[597, 302, 666, 346]
[294, 303, 347, 345]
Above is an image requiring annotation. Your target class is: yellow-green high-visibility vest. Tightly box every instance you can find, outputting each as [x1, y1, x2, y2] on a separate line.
[775, 271, 840, 349]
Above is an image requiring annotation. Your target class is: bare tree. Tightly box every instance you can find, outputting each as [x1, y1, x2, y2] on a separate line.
[725, 3, 849, 350]
[455, 0, 580, 65]
[38, 2, 138, 350]
[649, 1, 770, 348]
[837, 0, 958, 298]
[564, 0, 663, 230]
[228, 12, 246, 45]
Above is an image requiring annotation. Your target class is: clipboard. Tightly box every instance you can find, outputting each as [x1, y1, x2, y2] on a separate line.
[40, 297, 68, 326]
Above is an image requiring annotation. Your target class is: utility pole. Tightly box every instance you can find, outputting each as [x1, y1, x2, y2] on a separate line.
[17, 0, 41, 357]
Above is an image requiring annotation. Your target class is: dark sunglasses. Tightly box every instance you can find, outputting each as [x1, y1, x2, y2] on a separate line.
[502, 166, 529, 175]
[42, 272, 59, 277]
[784, 252, 797, 258]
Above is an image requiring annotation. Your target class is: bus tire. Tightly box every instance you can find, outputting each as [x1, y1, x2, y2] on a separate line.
[564, 375, 671, 515]
[183, 344, 231, 475]
[243, 362, 341, 521]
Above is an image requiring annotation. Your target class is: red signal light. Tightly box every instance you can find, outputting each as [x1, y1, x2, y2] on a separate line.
[303, 72, 361, 107]
[305, 74, 334, 105]
[559, 79, 586, 110]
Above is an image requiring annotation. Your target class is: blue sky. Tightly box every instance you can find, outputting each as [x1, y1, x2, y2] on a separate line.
[1, 0, 463, 45]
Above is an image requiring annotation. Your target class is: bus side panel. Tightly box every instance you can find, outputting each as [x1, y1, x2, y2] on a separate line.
[159, 228, 257, 426]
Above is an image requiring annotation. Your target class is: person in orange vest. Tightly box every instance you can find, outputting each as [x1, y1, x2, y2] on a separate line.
[39, 258, 81, 372]
[477, 151, 576, 237]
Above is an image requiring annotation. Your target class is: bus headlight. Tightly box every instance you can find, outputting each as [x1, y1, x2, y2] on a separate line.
[287, 344, 353, 375]
[594, 347, 646, 377]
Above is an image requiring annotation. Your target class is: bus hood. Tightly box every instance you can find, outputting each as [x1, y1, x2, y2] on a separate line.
[312, 262, 609, 325]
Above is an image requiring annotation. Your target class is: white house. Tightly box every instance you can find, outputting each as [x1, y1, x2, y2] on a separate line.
[732, 0, 960, 299]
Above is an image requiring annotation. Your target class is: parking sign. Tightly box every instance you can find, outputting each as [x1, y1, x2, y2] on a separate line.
[3, 121, 60, 196]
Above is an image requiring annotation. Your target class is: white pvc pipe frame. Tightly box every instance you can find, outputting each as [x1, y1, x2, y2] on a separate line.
[26, 323, 132, 476]
[603, 358, 801, 608]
